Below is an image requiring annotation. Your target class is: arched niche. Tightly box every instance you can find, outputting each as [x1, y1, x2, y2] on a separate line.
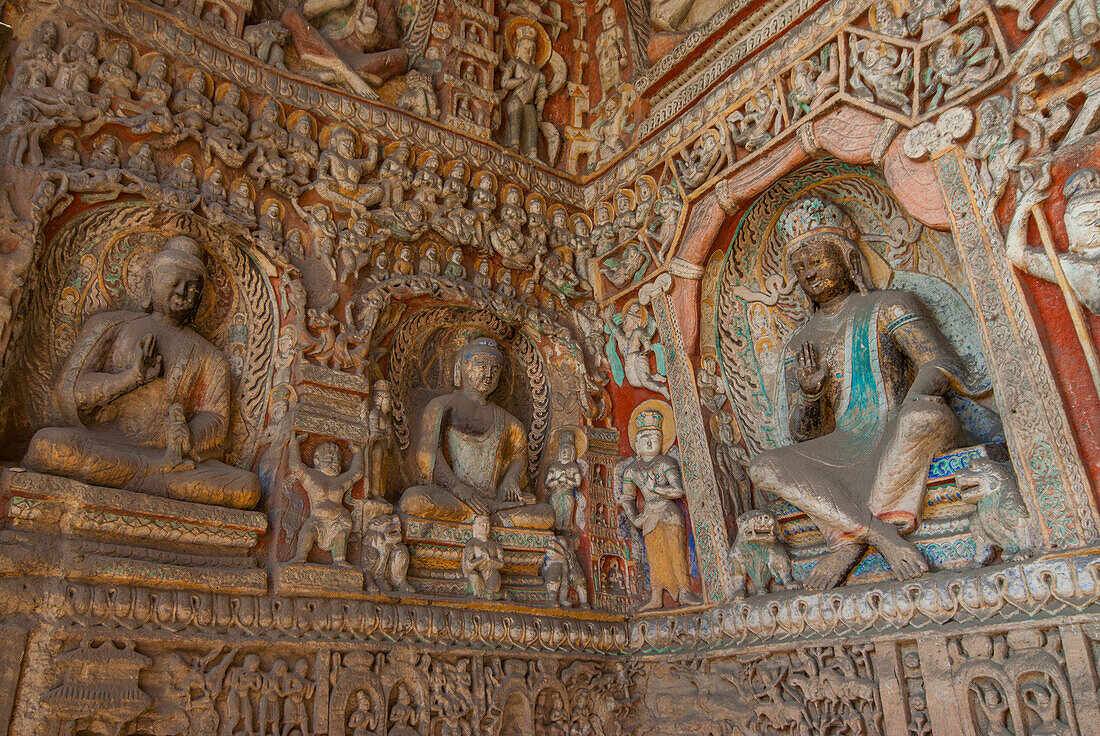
[498, 691, 534, 736]
[0, 203, 278, 470]
[379, 299, 588, 487]
[701, 159, 1002, 455]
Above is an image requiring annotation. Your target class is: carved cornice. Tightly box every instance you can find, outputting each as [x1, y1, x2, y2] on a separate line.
[586, 4, 1010, 203]
[37, 579, 629, 654]
[443, 72, 500, 102]
[627, 552, 1100, 655]
[10, 550, 1100, 658]
[449, 37, 500, 65]
[632, 0, 776, 97]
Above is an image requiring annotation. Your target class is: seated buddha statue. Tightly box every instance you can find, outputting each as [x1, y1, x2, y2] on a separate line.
[398, 337, 555, 530]
[21, 236, 261, 510]
[749, 194, 969, 590]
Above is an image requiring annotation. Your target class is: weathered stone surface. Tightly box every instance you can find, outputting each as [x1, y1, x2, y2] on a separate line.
[0, 0, 1097, 731]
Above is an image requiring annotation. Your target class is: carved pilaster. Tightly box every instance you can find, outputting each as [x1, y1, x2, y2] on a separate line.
[641, 276, 734, 602]
[916, 635, 966, 736]
[906, 110, 1099, 549]
[1060, 623, 1100, 736]
[869, 640, 910, 736]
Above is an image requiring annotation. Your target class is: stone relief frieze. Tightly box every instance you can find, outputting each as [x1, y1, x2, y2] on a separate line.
[65, 0, 583, 202]
[19, 633, 640, 736]
[0, 0, 1099, 731]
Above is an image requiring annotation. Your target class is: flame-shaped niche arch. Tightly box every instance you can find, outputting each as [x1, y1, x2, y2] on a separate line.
[0, 203, 278, 469]
[704, 159, 1000, 455]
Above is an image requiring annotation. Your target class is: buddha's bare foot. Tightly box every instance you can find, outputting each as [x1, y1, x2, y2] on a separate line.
[677, 589, 702, 606]
[869, 521, 928, 581]
[804, 543, 865, 589]
[637, 591, 665, 612]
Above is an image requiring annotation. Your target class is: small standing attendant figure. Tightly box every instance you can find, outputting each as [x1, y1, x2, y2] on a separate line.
[364, 379, 400, 505]
[544, 430, 585, 533]
[462, 515, 506, 599]
[498, 20, 550, 159]
[614, 407, 701, 612]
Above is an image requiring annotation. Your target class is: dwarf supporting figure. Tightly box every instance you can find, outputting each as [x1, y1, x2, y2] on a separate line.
[287, 434, 364, 566]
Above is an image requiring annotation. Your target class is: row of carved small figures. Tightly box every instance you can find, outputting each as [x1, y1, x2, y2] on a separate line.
[39, 639, 633, 736]
[4, 21, 595, 271]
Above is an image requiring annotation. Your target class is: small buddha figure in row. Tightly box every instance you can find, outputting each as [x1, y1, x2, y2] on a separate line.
[22, 236, 261, 509]
[398, 337, 556, 530]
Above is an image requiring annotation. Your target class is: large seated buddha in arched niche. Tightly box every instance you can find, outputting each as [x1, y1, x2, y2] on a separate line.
[399, 336, 555, 529]
[387, 317, 556, 531]
[705, 160, 1004, 587]
[0, 205, 276, 512]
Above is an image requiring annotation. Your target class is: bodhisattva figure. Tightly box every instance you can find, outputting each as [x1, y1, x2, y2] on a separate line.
[224, 654, 262, 736]
[22, 236, 261, 509]
[398, 337, 556, 529]
[286, 434, 364, 566]
[614, 409, 701, 611]
[389, 684, 421, 736]
[696, 354, 727, 414]
[748, 194, 968, 589]
[498, 21, 549, 159]
[443, 249, 467, 280]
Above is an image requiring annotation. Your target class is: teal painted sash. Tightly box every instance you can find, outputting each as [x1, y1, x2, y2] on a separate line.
[832, 303, 884, 460]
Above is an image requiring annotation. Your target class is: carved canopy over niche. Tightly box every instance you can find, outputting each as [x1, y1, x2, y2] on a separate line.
[703, 159, 1002, 455]
[0, 203, 278, 469]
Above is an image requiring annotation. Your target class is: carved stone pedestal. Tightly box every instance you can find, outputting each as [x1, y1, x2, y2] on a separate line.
[403, 516, 554, 601]
[274, 562, 365, 597]
[0, 469, 268, 594]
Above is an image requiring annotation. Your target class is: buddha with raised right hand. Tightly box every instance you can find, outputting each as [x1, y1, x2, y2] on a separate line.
[22, 235, 261, 510]
[748, 194, 970, 589]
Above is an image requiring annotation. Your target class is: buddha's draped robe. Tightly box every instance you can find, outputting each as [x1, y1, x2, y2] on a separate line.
[23, 311, 260, 509]
[751, 291, 964, 550]
[399, 394, 555, 529]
